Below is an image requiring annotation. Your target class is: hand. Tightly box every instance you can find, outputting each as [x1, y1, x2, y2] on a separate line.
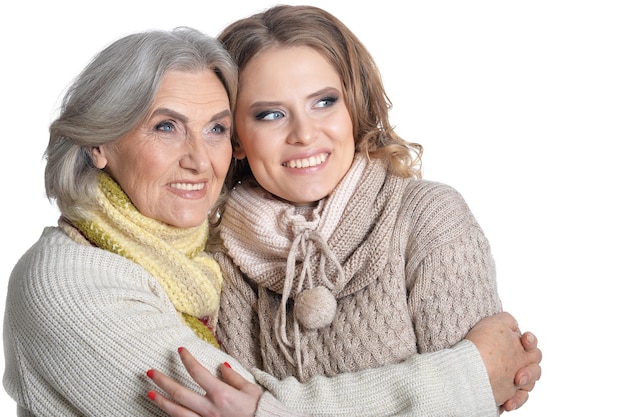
[465, 312, 542, 413]
[147, 347, 263, 417]
[500, 331, 541, 412]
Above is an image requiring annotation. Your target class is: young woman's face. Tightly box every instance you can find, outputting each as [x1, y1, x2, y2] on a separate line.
[91, 70, 232, 228]
[234, 46, 355, 205]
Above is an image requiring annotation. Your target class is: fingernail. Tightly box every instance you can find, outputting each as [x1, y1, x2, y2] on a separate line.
[147, 391, 156, 401]
[526, 333, 535, 343]
[224, 361, 232, 368]
[178, 346, 184, 353]
[146, 369, 154, 379]
[519, 375, 528, 386]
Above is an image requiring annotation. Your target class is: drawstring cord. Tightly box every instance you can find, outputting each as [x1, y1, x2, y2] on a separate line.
[275, 229, 343, 379]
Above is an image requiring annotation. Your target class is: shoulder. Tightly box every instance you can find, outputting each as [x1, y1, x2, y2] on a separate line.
[6, 227, 162, 316]
[399, 179, 479, 251]
[16, 226, 151, 279]
[402, 179, 472, 222]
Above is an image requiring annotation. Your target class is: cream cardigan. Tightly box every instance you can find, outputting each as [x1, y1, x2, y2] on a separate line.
[4, 227, 497, 416]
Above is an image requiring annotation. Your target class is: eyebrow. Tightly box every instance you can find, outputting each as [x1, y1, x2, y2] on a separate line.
[307, 86, 340, 100]
[249, 87, 340, 109]
[151, 108, 232, 123]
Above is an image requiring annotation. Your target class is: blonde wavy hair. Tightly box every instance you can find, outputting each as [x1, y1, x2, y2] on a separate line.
[218, 4, 423, 189]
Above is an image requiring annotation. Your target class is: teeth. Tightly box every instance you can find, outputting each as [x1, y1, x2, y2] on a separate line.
[170, 183, 205, 191]
[286, 153, 328, 168]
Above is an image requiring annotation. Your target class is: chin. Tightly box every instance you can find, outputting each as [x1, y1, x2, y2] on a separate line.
[163, 215, 207, 229]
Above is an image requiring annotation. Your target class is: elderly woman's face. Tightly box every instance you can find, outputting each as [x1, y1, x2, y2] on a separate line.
[92, 70, 232, 228]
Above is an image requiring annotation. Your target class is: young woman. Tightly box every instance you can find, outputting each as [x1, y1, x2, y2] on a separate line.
[147, 5, 542, 417]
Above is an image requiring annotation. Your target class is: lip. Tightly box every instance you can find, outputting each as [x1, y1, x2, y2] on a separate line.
[167, 180, 208, 199]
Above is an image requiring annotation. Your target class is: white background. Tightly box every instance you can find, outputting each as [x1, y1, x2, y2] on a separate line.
[1, 0, 624, 415]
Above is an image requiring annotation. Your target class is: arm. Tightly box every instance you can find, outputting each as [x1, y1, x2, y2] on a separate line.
[405, 181, 502, 353]
[255, 340, 496, 416]
[148, 312, 541, 417]
[3, 229, 257, 416]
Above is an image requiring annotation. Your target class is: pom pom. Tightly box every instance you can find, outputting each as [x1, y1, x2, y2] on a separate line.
[294, 286, 337, 329]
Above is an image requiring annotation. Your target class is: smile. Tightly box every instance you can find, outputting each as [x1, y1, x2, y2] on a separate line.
[169, 182, 206, 191]
[283, 153, 328, 168]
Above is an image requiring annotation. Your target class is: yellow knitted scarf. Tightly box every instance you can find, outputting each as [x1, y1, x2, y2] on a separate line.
[71, 172, 222, 347]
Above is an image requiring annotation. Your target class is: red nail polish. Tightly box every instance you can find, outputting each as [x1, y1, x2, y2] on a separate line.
[224, 361, 231, 368]
[146, 369, 154, 379]
[178, 346, 184, 353]
[148, 391, 156, 401]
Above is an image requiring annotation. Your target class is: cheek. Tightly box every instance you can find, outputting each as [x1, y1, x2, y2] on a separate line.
[213, 146, 233, 179]
[328, 116, 355, 148]
[234, 119, 260, 155]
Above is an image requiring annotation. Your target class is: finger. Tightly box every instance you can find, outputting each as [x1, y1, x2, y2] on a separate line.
[501, 389, 529, 412]
[147, 389, 201, 417]
[220, 363, 264, 397]
[520, 332, 538, 350]
[149, 368, 212, 414]
[220, 363, 251, 390]
[178, 347, 220, 390]
[515, 362, 542, 389]
[149, 368, 183, 395]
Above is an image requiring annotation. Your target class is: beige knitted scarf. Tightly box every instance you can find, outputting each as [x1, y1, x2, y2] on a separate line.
[67, 172, 222, 347]
[220, 155, 406, 375]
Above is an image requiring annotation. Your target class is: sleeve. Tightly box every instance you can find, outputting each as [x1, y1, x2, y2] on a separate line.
[403, 181, 502, 352]
[3, 235, 255, 417]
[254, 340, 498, 417]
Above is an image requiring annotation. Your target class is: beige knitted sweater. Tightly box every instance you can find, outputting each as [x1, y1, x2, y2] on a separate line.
[216, 157, 502, 382]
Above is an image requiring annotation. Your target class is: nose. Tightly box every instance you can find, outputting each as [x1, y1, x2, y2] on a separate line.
[180, 133, 210, 173]
[287, 113, 318, 145]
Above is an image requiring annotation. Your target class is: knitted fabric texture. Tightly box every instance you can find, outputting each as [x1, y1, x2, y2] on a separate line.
[72, 172, 222, 346]
[217, 157, 501, 382]
[2, 223, 498, 416]
[3, 184, 499, 415]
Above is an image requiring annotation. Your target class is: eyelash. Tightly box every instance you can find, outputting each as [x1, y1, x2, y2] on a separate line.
[255, 110, 282, 121]
[254, 96, 339, 121]
[209, 124, 228, 134]
[156, 120, 176, 132]
[155, 120, 229, 134]
[317, 96, 338, 107]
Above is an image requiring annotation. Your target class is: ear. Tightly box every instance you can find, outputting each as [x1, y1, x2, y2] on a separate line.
[232, 140, 247, 160]
[90, 146, 109, 169]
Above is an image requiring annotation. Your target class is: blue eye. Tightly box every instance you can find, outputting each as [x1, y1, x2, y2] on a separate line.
[156, 120, 176, 132]
[316, 96, 338, 108]
[210, 124, 227, 134]
[255, 110, 284, 121]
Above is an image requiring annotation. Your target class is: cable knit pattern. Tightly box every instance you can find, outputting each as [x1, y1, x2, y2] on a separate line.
[216, 158, 502, 383]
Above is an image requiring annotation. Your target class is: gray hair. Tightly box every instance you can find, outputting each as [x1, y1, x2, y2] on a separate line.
[45, 27, 238, 222]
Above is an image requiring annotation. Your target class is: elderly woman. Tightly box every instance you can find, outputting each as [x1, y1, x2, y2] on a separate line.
[3, 27, 540, 417]
[3, 28, 239, 416]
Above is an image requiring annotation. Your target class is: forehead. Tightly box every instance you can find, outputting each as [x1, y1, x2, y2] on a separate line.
[239, 46, 340, 93]
[145, 70, 230, 121]
[155, 70, 228, 102]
